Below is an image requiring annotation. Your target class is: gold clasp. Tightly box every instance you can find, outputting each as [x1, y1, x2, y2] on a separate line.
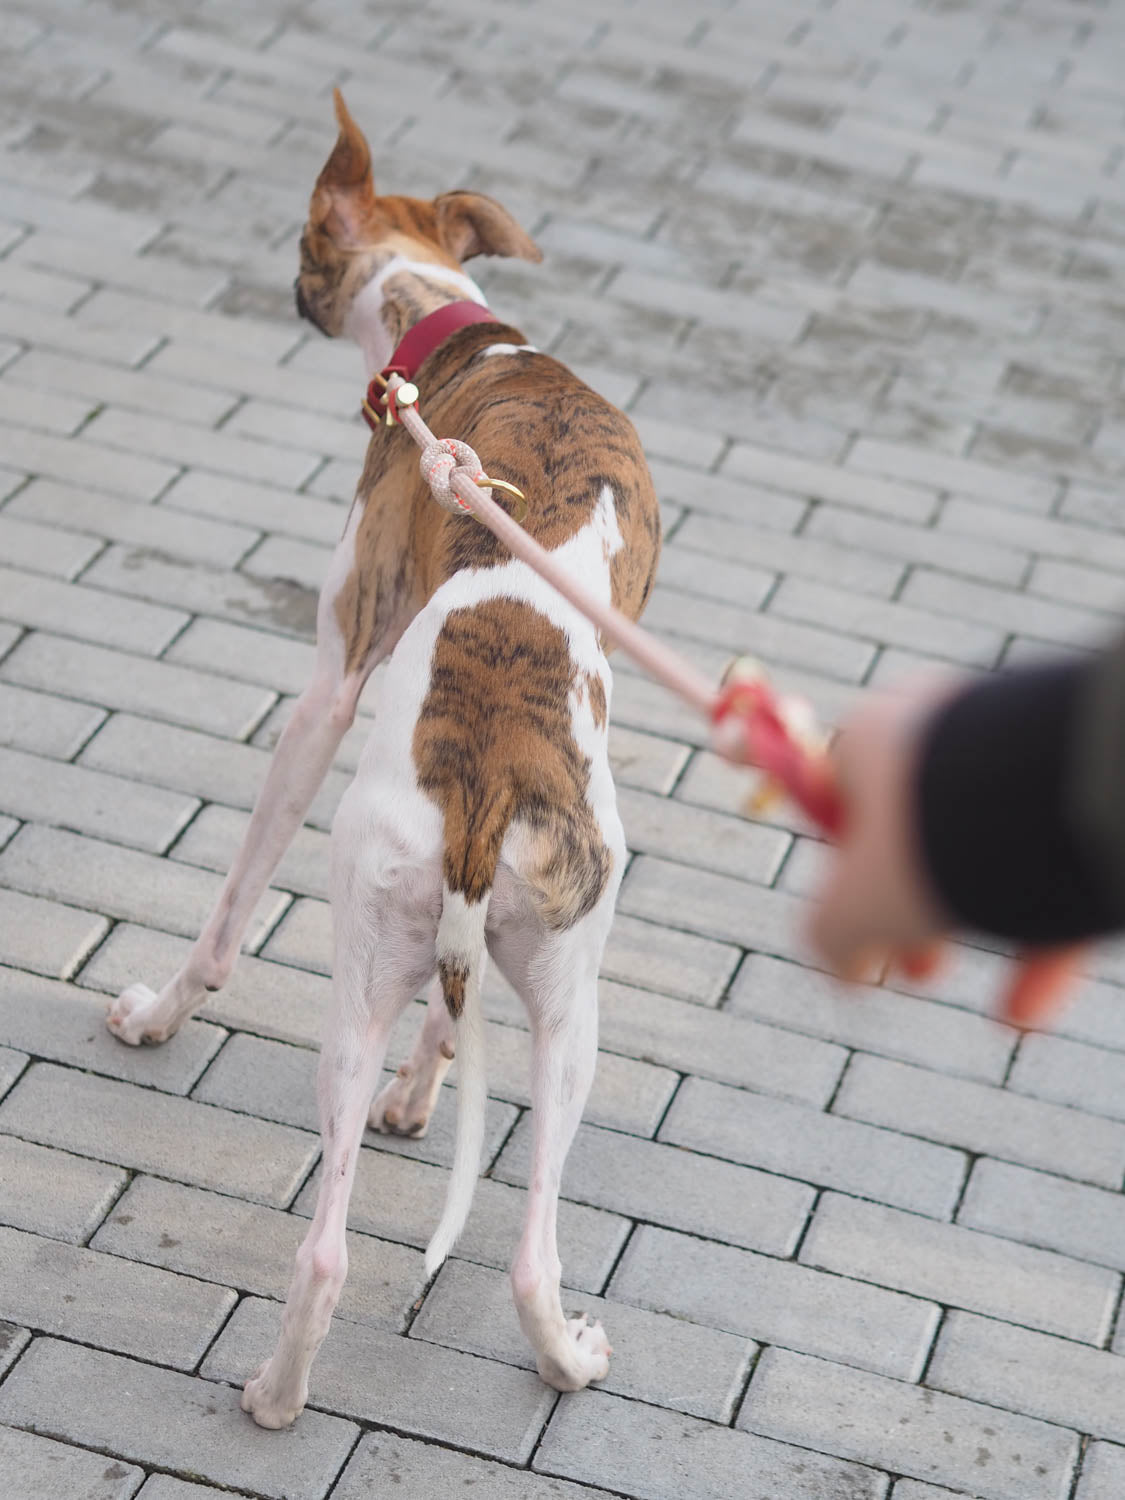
[475, 475, 528, 525]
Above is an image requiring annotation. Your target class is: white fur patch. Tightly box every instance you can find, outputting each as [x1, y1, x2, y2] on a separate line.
[368, 255, 487, 305]
[436, 886, 489, 961]
[481, 343, 540, 357]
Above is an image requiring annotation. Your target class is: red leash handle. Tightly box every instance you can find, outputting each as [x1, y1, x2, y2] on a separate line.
[710, 672, 845, 838]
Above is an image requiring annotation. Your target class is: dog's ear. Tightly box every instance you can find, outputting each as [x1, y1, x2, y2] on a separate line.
[434, 191, 543, 263]
[310, 89, 377, 246]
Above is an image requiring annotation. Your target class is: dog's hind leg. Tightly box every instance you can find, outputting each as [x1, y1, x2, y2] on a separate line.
[369, 977, 457, 1138]
[505, 932, 612, 1392]
[242, 888, 422, 1429]
[108, 508, 398, 1046]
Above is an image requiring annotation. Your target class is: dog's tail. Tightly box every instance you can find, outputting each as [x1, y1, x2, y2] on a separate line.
[425, 881, 493, 1277]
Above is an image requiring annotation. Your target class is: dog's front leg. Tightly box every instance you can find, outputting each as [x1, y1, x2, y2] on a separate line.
[107, 515, 387, 1046]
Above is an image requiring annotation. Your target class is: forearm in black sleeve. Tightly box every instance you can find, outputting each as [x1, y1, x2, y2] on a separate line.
[915, 638, 1125, 945]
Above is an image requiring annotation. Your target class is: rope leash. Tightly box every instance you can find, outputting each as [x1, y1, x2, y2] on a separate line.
[386, 372, 840, 832]
[387, 373, 1076, 1029]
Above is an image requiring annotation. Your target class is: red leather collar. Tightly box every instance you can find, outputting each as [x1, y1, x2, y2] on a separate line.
[362, 300, 497, 430]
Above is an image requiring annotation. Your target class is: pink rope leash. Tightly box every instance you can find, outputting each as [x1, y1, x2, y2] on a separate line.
[390, 375, 841, 833]
[390, 375, 1085, 1029]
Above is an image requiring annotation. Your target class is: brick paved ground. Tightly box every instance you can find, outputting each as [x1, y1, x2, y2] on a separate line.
[1, 0, 1125, 1495]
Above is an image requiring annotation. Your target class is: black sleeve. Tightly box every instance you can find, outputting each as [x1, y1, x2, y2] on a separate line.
[916, 647, 1125, 945]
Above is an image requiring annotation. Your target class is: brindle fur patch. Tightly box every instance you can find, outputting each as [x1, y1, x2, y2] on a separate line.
[584, 672, 608, 730]
[332, 320, 662, 673]
[438, 957, 469, 1020]
[414, 598, 612, 930]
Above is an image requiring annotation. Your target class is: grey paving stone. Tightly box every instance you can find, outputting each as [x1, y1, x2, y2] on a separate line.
[618, 853, 818, 964]
[739, 1347, 1077, 1500]
[644, 582, 876, 680]
[611, 1225, 937, 1383]
[0, 1134, 125, 1244]
[1076, 1444, 1125, 1500]
[959, 1157, 1125, 1273]
[0, 566, 188, 656]
[537, 1387, 888, 1500]
[192, 1031, 518, 1171]
[445, 1013, 678, 1138]
[412, 1257, 753, 1421]
[1007, 1031, 1125, 1122]
[0, 1063, 318, 1208]
[805, 503, 1028, 587]
[79, 546, 319, 644]
[0, 633, 276, 740]
[597, 977, 847, 1105]
[770, 575, 1004, 667]
[599, 915, 740, 1006]
[167, 618, 317, 697]
[204, 1295, 555, 1463]
[0, 1323, 29, 1378]
[0, 680, 104, 759]
[0, 1424, 144, 1500]
[0, 1047, 26, 1101]
[77, 923, 332, 1049]
[674, 510, 904, 596]
[0, 970, 223, 1094]
[891, 1486, 974, 1500]
[496, 1116, 815, 1257]
[0, 1224, 235, 1368]
[0, 512, 102, 578]
[159, 471, 346, 550]
[79, 715, 348, 834]
[7, 481, 259, 568]
[801, 1193, 1118, 1345]
[0, 888, 109, 980]
[169, 805, 331, 901]
[295, 1147, 627, 1295]
[0, 826, 290, 952]
[904, 568, 1106, 650]
[834, 1054, 1125, 1189]
[661, 1076, 966, 1219]
[846, 438, 1058, 511]
[0, 744, 198, 854]
[138, 1480, 251, 1500]
[0, 1338, 357, 1500]
[728, 955, 1016, 1083]
[334, 1431, 614, 1500]
[93, 1176, 424, 1334]
[83, 407, 319, 488]
[723, 441, 939, 523]
[930, 1310, 1125, 1444]
[240, 896, 326, 972]
[617, 785, 790, 884]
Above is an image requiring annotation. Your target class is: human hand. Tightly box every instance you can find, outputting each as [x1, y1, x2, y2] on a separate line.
[806, 677, 955, 984]
[806, 676, 1086, 1026]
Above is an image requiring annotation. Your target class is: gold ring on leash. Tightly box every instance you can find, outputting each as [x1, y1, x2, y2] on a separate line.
[475, 475, 528, 525]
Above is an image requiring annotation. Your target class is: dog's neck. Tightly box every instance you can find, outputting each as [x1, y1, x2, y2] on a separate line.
[345, 255, 489, 378]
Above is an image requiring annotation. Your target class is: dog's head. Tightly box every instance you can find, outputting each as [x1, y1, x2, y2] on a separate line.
[295, 89, 543, 337]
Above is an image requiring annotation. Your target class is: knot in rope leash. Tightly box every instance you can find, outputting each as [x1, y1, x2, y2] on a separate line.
[420, 438, 487, 515]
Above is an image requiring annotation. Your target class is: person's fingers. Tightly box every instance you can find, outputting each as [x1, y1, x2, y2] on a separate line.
[806, 856, 882, 981]
[894, 942, 947, 981]
[1001, 945, 1086, 1029]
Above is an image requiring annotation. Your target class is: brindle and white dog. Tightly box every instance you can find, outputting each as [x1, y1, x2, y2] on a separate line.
[106, 90, 660, 1427]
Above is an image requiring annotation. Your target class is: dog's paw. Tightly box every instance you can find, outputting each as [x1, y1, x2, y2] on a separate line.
[369, 1066, 435, 1138]
[539, 1315, 613, 1392]
[241, 1360, 306, 1430]
[106, 984, 177, 1047]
